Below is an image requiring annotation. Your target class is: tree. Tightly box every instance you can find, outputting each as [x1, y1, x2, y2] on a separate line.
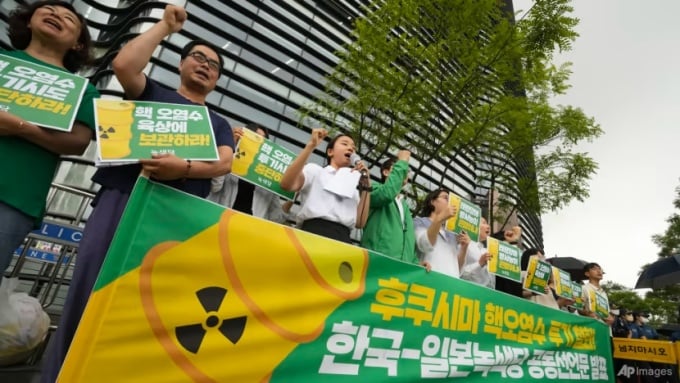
[303, 0, 601, 220]
[637, 182, 680, 325]
[603, 281, 677, 325]
[652, 183, 680, 256]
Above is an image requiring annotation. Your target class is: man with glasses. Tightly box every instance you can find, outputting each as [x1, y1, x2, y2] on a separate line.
[41, 5, 234, 382]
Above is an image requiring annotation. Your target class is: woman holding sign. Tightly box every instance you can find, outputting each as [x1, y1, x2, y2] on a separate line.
[413, 189, 462, 278]
[0, 1, 99, 283]
[280, 128, 370, 243]
[208, 123, 285, 222]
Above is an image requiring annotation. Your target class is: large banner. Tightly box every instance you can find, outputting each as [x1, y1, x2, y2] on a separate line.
[59, 177, 614, 382]
[95, 99, 218, 162]
[0, 52, 88, 132]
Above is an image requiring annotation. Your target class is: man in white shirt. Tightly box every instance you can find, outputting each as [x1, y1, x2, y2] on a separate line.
[579, 262, 614, 325]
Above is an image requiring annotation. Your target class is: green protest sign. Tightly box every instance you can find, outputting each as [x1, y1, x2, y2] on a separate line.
[95, 99, 218, 162]
[61, 176, 615, 382]
[571, 282, 585, 310]
[594, 290, 610, 320]
[0, 52, 88, 132]
[552, 267, 573, 299]
[231, 128, 295, 200]
[523, 256, 552, 294]
[445, 193, 482, 241]
[486, 237, 522, 282]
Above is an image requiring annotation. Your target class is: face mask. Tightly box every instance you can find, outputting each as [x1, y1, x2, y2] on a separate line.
[641, 317, 649, 324]
[611, 309, 620, 316]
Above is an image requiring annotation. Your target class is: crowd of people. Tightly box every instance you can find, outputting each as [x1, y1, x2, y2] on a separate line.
[0, 2, 664, 380]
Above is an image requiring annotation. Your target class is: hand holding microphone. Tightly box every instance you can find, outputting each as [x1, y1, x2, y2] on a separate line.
[350, 153, 368, 176]
[350, 153, 372, 192]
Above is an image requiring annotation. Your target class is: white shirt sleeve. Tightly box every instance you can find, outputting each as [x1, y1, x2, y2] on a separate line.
[414, 218, 435, 254]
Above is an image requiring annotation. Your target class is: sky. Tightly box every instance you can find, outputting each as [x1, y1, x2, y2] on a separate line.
[514, 1, 680, 289]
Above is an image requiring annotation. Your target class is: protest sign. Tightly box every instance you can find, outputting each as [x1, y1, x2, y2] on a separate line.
[95, 99, 218, 162]
[0, 52, 88, 132]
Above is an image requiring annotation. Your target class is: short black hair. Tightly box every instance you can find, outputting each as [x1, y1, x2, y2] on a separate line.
[380, 158, 396, 182]
[246, 122, 269, 139]
[418, 188, 448, 217]
[180, 40, 224, 77]
[325, 133, 353, 165]
[520, 248, 544, 270]
[8, 0, 94, 72]
[583, 262, 601, 273]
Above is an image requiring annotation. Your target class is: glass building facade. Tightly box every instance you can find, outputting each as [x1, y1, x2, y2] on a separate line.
[0, 0, 543, 249]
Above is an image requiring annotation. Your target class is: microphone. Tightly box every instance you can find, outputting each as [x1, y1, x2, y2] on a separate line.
[350, 153, 361, 167]
[350, 153, 368, 176]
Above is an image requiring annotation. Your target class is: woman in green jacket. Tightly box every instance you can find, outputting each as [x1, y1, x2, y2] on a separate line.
[361, 150, 419, 264]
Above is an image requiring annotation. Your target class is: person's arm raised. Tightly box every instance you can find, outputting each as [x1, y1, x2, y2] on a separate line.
[426, 205, 456, 246]
[112, 5, 187, 99]
[280, 128, 327, 192]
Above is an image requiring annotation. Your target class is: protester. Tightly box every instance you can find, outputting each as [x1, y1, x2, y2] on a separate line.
[0, 0, 99, 284]
[41, 5, 234, 381]
[458, 217, 494, 288]
[360, 150, 417, 263]
[493, 226, 524, 297]
[578, 262, 614, 324]
[208, 123, 285, 222]
[521, 249, 563, 309]
[280, 129, 370, 243]
[413, 189, 462, 278]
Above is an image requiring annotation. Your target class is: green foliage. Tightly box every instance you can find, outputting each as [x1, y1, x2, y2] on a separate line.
[603, 281, 679, 325]
[652, 183, 680, 256]
[303, 0, 601, 216]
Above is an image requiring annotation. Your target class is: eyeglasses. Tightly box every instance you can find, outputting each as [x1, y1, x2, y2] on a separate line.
[187, 51, 221, 72]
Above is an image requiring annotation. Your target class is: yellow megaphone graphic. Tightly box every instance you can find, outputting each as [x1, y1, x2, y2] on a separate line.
[137, 210, 368, 382]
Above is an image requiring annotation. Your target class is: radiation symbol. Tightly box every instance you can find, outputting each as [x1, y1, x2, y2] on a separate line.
[174, 286, 247, 354]
[98, 126, 115, 139]
[234, 150, 246, 159]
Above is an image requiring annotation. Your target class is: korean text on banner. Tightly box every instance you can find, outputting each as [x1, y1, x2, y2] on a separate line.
[523, 256, 552, 295]
[94, 99, 218, 163]
[445, 193, 482, 242]
[0, 52, 88, 132]
[571, 282, 585, 310]
[594, 289, 610, 320]
[486, 237, 522, 282]
[552, 267, 573, 299]
[231, 128, 295, 200]
[58, 177, 615, 382]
